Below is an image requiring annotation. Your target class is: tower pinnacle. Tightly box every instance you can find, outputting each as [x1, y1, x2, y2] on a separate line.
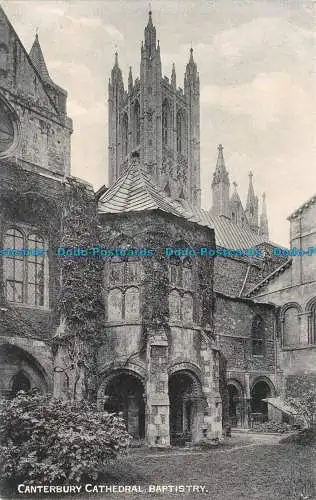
[245, 170, 259, 233]
[259, 192, 269, 240]
[29, 33, 52, 83]
[211, 144, 230, 218]
[144, 8, 156, 54]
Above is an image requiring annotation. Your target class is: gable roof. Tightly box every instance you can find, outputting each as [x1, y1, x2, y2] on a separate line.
[246, 258, 292, 297]
[98, 158, 270, 251]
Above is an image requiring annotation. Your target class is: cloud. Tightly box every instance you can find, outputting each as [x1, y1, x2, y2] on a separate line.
[211, 17, 315, 63]
[68, 99, 106, 125]
[201, 72, 309, 128]
[104, 24, 124, 41]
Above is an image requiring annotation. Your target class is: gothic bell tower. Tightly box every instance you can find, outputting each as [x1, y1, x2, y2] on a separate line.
[107, 11, 201, 206]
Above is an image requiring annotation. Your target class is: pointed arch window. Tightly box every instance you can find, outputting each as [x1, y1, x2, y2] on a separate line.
[3, 228, 47, 306]
[283, 306, 300, 347]
[107, 256, 140, 322]
[168, 252, 194, 323]
[176, 110, 183, 153]
[133, 101, 140, 147]
[162, 99, 170, 147]
[122, 112, 128, 157]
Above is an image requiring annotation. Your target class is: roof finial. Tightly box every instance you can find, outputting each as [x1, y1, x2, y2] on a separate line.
[249, 170, 253, 178]
[218, 144, 223, 152]
[114, 46, 119, 66]
[233, 181, 238, 190]
[148, 3, 153, 23]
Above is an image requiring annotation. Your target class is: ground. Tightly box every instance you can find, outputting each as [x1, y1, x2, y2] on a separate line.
[100, 433, 315, 500]
[1, 433, 315, 500]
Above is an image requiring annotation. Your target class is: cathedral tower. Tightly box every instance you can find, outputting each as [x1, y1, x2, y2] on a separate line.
[211, 144, 230, 218]
[108, 11, 201, 206]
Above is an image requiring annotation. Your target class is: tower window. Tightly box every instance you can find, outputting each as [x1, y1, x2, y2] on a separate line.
[133, 100, 140, 147]
[122, 113, 128, 157]
[252, 315, 264, 355]
[176, 110, 183, 153]
[162, 99, 170, 147]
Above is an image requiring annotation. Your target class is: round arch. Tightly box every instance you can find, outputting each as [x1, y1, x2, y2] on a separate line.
[305, 296, 316, 313]
[250, 377, 275, 420]
[98, 367, 145, 440]
[168, 367, 203, 446]
[0, 343, 50, 397]
[168, 361, 202, 383]
[280, 302, 302, 320]
[226, 379, 245, 428]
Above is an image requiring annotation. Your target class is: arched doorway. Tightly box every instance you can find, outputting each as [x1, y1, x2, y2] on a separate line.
[227, 380, 245, 428]
[11, 371, 31, 396]
[251, 379, 273, 423]
[168, 370, 202, 446]
[103, 372, 145, 440]
[0, 344, 48, 399]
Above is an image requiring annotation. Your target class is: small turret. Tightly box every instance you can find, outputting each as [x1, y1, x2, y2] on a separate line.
[128, 66, 133, 92]
[144, 10, 156, 56]
[29, 33, 67, 114]
[211, 145, 230, 218]
[184, 47, 199, 94]
[245, 171, 259, 233]
[171, 63, 176, 89]
[259, 192, 269, 240]
[230, 181, 247, 226]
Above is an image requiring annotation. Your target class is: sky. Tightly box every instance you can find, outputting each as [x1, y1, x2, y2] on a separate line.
[2, 0, 315, 245]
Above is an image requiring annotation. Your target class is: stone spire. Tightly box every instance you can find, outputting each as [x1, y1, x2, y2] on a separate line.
[144, 9, 156, 56]
[212, 144, 229, 186]
[29, 32, 67, 115]
[171, 63, 176, 88]
[211, 145, 230, 218]
[128, 66, 133, 91]
[245, 171, 259, 233]
[230, 181, 247, 226]
[29, 33, 52, 83]
[184, 47, 199, 91]
[259, 192, 269, 240]
[110, 51, 124, 90]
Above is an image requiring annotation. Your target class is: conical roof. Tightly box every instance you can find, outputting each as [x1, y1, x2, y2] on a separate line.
[29, 34, 54, 85]
[98, 155, 269, 249]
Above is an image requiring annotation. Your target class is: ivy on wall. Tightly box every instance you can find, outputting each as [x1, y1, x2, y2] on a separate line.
[0, 162, 105, 400]
[55, 178, 105, 400]
[0, 163, 62, 339]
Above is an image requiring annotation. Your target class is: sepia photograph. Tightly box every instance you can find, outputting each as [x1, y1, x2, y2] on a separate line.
[0, 0, 315, 499]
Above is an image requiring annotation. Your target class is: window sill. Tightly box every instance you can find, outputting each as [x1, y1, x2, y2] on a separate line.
[105, 319, 141, 326]
[5, 302, 50, 312]
[282, 344, 316, 351]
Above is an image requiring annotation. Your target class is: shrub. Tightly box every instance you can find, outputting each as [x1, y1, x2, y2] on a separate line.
[249, 420, 293, 433]
[0, 390, 131, 487]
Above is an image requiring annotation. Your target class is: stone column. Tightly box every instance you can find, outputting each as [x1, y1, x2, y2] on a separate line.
[244, 372, 251, 428]
[200, 336, 222, 439]
[145, 329, 170, 447]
